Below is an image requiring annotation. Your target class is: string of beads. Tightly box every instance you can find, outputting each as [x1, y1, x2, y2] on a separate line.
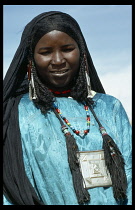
[53, 103, 90, 137]
[49, 89, 71, 95]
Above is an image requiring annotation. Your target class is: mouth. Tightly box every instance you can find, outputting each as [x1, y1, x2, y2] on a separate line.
[49, 69, 69, 75]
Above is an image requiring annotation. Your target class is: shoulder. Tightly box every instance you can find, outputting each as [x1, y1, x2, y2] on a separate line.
[93, 92, 124, 116]
[19, 93, 37, 111]
[18, 93, 41, 122]
[93, 92, 120, 105]
[19, 93, 32, 107]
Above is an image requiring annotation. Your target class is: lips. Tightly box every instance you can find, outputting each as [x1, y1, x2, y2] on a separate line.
[49, 69, 69, 75]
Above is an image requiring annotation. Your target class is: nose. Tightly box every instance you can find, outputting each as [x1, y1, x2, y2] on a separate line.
[51, 51, 66, 69]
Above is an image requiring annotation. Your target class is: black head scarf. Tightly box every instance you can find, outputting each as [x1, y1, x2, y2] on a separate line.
[3, 11, 106, 205]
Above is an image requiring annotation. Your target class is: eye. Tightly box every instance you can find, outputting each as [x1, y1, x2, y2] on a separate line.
[40, 51, 51, 55]
[62, 48, 75, 52]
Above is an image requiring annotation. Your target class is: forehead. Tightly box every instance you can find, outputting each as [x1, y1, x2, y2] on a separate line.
[35, 30, 78, 47]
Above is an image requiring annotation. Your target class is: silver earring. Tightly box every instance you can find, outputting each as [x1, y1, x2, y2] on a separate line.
[84, 54, 93, 98]
[27, 60, 38, 100]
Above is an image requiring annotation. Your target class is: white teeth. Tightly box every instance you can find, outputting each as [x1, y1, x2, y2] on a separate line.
[51, 69, 68, 74]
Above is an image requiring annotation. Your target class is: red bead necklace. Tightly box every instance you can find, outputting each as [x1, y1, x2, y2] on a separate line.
[49, 89, 71, 95]
[53, 104, 90, 137]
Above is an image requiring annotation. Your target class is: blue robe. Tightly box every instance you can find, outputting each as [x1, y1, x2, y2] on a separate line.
[3, 92, 132, 205]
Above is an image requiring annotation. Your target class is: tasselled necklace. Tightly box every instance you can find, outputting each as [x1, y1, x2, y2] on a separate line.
[53, 102, 90, 138]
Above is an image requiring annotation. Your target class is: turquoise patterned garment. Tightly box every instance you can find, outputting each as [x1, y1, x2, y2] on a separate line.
[3, 92, 132, 205]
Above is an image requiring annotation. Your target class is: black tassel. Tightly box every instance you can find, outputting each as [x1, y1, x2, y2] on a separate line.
[89, 106, 127, 204]
[62, 125, 90, 204]
[53, 109, 90, 204]
[100, 127, 127, 204]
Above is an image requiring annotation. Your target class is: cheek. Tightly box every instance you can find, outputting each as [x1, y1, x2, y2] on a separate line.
[67, 50, 80, 68]
[33, 57, 49, 81]
[34, 55, 49, 69]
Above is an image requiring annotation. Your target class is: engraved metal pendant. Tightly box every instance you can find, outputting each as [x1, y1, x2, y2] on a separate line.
[77, 150, 112, 189]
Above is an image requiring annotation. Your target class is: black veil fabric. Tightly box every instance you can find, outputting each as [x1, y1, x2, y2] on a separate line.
[3, 11, 105, 205]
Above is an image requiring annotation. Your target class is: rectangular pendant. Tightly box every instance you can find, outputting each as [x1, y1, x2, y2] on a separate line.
[77, 150, 112, 189]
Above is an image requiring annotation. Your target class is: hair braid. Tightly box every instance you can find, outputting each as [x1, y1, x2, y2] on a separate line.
[32, 64, 55, 114]
[71, 53, 86, 100]
[71, 52, 94, 105]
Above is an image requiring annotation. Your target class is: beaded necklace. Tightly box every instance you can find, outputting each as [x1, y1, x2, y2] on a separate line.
[49, 89, 71, 95]
[53, 103, 90, 137]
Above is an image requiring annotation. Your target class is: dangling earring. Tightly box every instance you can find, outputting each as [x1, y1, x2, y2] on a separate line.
[84, 53, 93, 98]
[27, 60, 38, 100]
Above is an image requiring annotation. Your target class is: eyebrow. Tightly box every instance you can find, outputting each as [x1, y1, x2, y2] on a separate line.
[39, 44, 75, 51]
[39, 47, 52, 51]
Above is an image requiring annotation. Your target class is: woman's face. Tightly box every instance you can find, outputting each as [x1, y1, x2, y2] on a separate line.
[34, 30, 80, 90]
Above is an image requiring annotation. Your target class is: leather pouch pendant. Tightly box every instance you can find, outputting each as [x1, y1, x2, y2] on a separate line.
[77, 150, 112, 189]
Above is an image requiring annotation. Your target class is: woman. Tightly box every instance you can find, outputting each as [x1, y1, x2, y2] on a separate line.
[3, 11, 132, 205]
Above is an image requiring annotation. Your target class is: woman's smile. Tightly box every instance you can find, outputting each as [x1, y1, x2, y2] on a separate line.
[49, 68, 70, 75]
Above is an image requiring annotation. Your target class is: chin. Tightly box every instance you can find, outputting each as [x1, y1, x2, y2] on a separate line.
[50, 80, 71, 88]
[49, 81, 73, 91]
